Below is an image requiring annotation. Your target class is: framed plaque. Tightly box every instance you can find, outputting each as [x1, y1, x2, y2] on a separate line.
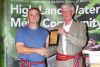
[49, 30, 59, 45]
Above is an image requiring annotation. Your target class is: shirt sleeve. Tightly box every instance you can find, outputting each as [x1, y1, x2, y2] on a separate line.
[45, 30, 49, 38]
[15, 28, 25, 43]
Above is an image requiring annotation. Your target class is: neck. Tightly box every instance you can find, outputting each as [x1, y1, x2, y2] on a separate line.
[64, 19, 72, 25]
[28, 23, 39, 30]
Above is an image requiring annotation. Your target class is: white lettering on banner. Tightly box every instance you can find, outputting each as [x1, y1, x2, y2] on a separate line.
[10, 4, 100, 29]
[10, 4, 61, 16]
[10, 4, 100, 16]
[42, 18, 62, 28]
[10, 17, 100, 29]
[10, 18, 27, 27]
[80, 18, 100, 29]
[10, 4, 31, 17]
[39, 6, 61, 15]
[76, 5, 100, 14]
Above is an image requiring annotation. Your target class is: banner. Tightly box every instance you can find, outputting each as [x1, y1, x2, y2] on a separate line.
[0, 0, 4, 67]
[2, 0, 100, 67]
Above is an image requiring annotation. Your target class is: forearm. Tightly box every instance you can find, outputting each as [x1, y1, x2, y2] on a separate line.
[16, 44, 37, 54]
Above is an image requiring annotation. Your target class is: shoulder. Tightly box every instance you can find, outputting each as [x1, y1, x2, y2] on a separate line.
[16, 26, 27, 33]
[39, 27, 49, 33]
[74, 21, 86, 28]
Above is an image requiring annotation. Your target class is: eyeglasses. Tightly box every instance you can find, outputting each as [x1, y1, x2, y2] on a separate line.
[61, 10, 74, 12]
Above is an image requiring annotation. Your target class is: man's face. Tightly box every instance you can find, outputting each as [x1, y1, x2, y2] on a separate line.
[28, 9, 40, 24]
[61, 6, 74, 22]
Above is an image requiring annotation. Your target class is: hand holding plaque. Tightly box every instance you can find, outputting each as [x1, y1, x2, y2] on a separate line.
[49, 30, 59, 45]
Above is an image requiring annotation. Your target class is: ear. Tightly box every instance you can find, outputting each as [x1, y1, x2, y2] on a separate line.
[72, 11, 75, 15]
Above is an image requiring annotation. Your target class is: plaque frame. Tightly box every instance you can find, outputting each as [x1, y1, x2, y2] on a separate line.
[49, 30, 59, 46]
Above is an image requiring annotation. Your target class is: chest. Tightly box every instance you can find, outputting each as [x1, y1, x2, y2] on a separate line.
[24, 30, 46, 48]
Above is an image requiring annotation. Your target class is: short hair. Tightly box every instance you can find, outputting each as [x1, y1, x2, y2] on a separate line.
[28, 8, 40, 14]
[61, 3, 75, 11]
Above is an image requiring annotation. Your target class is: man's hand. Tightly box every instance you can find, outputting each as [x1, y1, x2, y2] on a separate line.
[35, 47, 47, 56]
[58, 28, 68, 36]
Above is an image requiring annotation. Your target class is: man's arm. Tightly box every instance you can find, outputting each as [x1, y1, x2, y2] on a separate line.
[66, 24, 87, 48]
[45, 35, 57, 57]
[58, 23, 87, 48]
[45, 35, 49, 48]
[16, 42, 46, 56]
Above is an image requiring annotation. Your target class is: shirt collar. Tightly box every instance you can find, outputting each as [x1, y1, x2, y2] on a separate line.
[63, 20, 73, 27]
